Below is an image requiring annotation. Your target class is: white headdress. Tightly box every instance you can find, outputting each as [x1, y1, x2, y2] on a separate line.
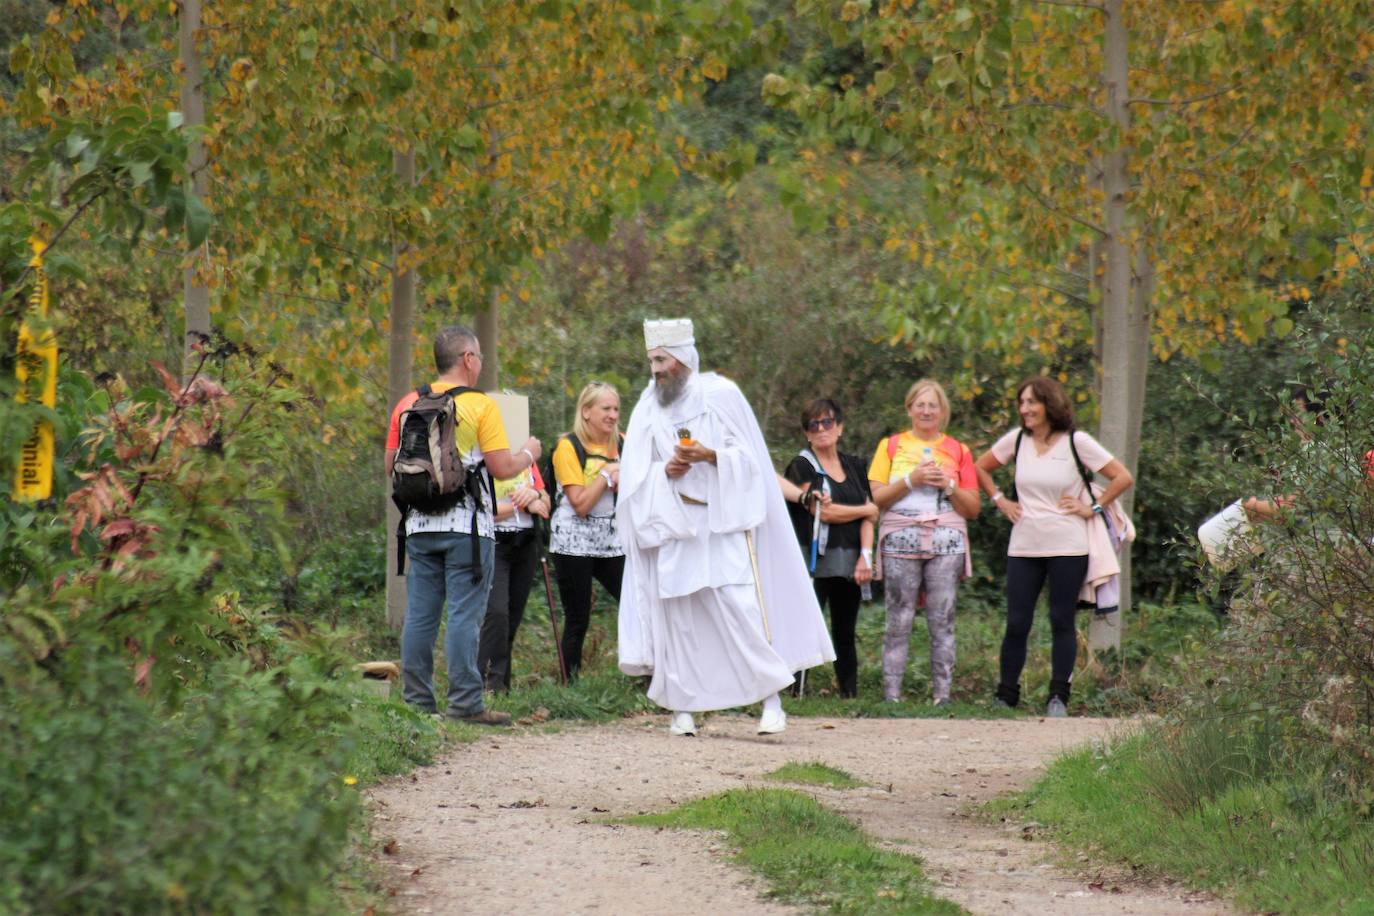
[643, 318, 698, 373]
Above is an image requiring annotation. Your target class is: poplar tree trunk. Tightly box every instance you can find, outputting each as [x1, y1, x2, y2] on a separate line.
[179, 0, 210, 369]
[476, 288, 499, 390]
[385, 146, 417, 630]
[1091, 0, 1149, 650]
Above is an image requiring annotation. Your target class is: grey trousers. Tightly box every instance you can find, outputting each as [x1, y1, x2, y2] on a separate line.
[881, 553, 964, 702]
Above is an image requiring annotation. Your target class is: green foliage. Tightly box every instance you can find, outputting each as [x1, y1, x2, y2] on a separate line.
[343, 690, 446, 784]
[1203, 299, 1374, 781]
[1004, 724, 1374, 913]
[630, 788, 964, 914]
[0, 653, 361, 915]
[2, 107, 193, 307]
[765, 761, 867, 789]
[501, 667, 658, 722]
[0, 349, 434, 913]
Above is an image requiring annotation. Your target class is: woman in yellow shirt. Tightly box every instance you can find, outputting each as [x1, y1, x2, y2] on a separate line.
[549, 382, 625, 679]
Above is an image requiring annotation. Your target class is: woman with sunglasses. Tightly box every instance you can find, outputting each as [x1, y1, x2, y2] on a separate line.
[782, 399, 878, 698]
[867, 379, 980, 706]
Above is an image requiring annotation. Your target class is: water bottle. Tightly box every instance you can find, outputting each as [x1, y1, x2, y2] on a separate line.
[860, 581, 873, 602]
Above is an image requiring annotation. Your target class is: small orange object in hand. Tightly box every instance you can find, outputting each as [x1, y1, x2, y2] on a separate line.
[676, 427, 694, 447]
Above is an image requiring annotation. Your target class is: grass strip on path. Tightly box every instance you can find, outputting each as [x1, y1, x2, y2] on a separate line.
[765, 761, 868, 789]
[629, 788, 964, 914]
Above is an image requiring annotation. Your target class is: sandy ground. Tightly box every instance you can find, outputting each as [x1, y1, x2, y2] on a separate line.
[369, 713, 1232, 915]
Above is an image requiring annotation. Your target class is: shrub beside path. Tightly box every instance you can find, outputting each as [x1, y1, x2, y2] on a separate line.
[370, 715, 1230, 915]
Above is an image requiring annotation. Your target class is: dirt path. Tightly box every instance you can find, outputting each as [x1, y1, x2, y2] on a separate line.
[370, 714, 1230, 915]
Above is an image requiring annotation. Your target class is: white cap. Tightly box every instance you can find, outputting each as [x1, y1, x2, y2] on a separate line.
[643, 318, 694, 351]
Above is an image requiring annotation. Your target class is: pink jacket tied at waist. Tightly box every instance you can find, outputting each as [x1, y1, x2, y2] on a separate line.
[873, 510, 973, 581]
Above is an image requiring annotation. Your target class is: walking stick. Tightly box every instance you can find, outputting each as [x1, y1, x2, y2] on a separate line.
[537, 517, 569, 684]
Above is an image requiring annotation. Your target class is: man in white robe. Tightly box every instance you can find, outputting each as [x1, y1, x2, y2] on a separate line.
[617, 318, 835, 736]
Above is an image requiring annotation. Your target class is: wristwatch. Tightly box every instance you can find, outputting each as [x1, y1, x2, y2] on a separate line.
[942, 479, 956, 497]
[600, 469, 614, 487]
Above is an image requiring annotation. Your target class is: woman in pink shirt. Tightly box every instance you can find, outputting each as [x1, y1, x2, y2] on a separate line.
[974, 377, 1133, 717]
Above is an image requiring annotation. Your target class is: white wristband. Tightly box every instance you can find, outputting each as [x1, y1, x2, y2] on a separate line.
[904, 474, 916, 492]
[991, 490, 1003, 503]
[600, 469, 613, 487]
[860, 548, 872, 564]
[520, 447, 535, 467]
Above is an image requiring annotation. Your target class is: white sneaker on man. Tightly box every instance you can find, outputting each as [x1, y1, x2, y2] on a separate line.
[669, 712, 697, 736]
[757, 708, 786, 735]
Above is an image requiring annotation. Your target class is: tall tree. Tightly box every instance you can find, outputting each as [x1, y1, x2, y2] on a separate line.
[24, 0, 757, 625]
[177, 0, 210, 369]
[773, 0, 1374, 622]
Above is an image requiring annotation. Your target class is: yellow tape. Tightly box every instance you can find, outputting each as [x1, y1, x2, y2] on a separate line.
[13, 238, 57, 502]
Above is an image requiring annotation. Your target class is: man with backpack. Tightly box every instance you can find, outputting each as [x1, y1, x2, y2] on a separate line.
[385, 324, 542, 725]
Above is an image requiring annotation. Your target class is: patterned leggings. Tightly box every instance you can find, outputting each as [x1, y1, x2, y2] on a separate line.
[881, 553, 964, 702]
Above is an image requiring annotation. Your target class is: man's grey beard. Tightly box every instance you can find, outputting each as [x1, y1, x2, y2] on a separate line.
[655, 370, 687, 407]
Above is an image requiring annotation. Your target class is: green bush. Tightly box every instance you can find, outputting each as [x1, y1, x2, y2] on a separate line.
[1212, 301, 1374, 784]
[0, 654, 361, 914]
[0, 348, 430, 913]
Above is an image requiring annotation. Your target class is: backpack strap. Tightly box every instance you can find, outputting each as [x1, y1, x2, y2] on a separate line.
[1006, 429, 1025, 501]
[566, 432, 624, 507]
[391, 491, 409, 576]
[465, 458, 492, 583]
[568, 432, 588, 470]
[887, 433, 900, 460]
[1067, 430, 1100, 507]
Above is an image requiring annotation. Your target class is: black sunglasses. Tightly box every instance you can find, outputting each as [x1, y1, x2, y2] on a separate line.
[805, 417, 837, 432]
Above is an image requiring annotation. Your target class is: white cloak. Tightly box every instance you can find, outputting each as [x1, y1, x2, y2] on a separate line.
[616, 370, 835, 712]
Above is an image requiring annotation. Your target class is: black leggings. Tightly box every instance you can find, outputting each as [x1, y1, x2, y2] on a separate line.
[477, 528, 540, 692]
[996, 554, 1088, 706]
[815, 577, 862, 697]
[551, 553, 624, 678]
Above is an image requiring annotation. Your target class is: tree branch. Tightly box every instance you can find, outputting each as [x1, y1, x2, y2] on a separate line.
[4, 188, 109, 302]
[1017, 180, 1109, 238]
[1129, 84, 1240, 107]
[1030, 0, 1105, 9]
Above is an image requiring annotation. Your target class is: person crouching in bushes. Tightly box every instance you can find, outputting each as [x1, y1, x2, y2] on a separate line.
[783, 399, 878, 699]
[974, 376, 1133, 718]
[867, 379, 980, 707]
[548, 381, 625, 680]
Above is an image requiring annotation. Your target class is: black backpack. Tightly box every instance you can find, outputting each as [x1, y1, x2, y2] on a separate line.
[390, 385, 490, 580]
[540, 431, 625, 514]
[391, 385, 475, 514]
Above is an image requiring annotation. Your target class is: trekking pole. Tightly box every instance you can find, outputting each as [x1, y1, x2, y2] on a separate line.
[809, 468, 827, 574]
[537, 518, 569, 684]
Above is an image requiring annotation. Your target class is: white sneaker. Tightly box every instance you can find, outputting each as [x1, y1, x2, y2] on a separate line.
[669, 712, 697, 736]
[757, 708, 786, 735]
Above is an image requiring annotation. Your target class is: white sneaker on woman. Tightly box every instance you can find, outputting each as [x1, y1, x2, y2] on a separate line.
[669, 712, 697, 736]
[757, 708, 786, 735]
